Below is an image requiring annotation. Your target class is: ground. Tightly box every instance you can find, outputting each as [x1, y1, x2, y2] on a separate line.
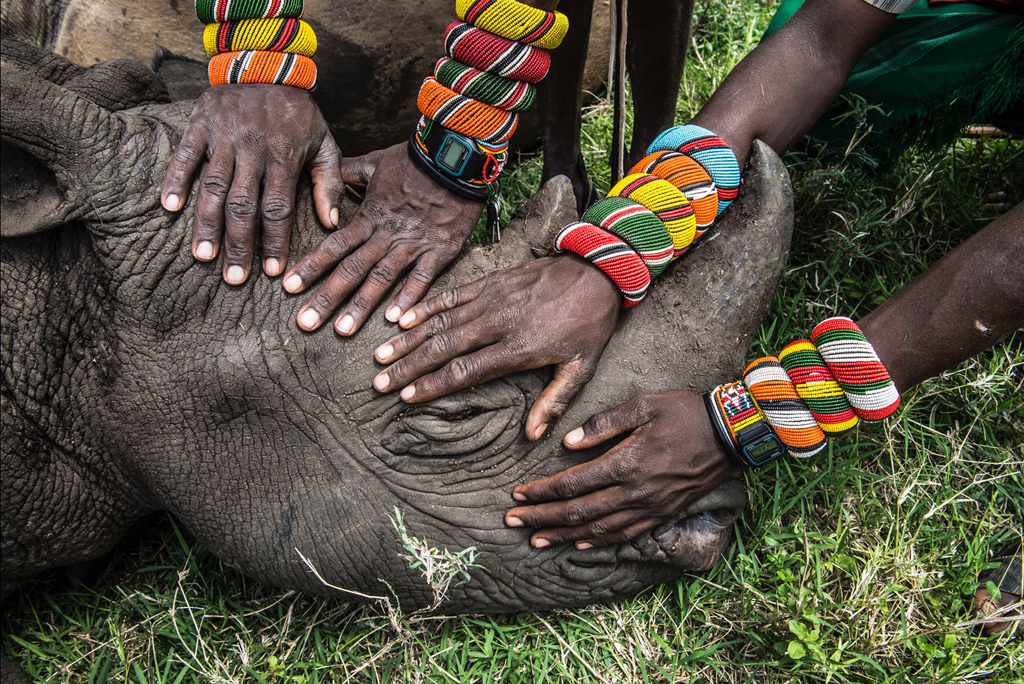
[2, 0, 1021, 681]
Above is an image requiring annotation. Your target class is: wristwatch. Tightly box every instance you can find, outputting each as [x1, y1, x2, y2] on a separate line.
[408, 119, 502, 202]
[705, 382, 787, 468]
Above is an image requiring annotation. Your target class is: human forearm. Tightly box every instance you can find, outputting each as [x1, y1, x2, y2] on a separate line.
[859, 205, 1024, 393]
[691, 0, 895, 167]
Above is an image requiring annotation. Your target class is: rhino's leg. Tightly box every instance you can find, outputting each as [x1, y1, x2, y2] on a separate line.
[622, 0, 694, 170]
[538, 0, 595, 214]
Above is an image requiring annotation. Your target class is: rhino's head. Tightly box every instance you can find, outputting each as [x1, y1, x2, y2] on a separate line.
[1, 41, 793, 613]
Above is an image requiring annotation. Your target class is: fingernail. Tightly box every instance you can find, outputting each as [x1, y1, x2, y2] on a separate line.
[400, 385, 416, 401]
[534, 423, 548, 439]
[533, 538, 550, 549]
[336, 314, 354, 335]
[264, 258, 281, 276]
[576, 542, 593, 550]
[565, 427, 584, 446]
[506, 516, 523, 527]
[195, 241, 215, 261]
[225, 266, 246, 285]
[283, 274, 303, 293]
[399, 310, 416, 327]
[299, 309, 320, 330]
[330, 207, 339, 227]
[376, 344, 394, 361]
[512, 492, 526, 502]
[164, 194, 181, 211]
[374, 374, 390, 392]
[386, 306, 402, 323]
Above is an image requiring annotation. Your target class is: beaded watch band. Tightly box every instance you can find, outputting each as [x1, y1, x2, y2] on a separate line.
[705, 381, 787, 468]
[408, 119, 503, 202]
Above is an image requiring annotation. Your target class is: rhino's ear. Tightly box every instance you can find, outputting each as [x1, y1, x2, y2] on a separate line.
[1, 52, 126, 237]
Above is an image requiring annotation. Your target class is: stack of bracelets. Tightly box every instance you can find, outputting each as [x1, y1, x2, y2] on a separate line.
[705, 317, 902, 468]
[410, 0, 568, 231]
[553, 123, 741, 306]
[197, 0, 319, 90]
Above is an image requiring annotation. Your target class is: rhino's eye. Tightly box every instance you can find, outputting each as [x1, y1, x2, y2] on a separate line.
[381, 390, 523, 457]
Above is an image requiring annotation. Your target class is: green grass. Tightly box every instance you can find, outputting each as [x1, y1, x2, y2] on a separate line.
[4, 0, 1022, 681]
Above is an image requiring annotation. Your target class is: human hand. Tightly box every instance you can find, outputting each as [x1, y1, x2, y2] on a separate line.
[505, 390, 738, 548]
[161, 84, 344, 283]
[283, 143, 483, 336]
[372, 255, 621, 439]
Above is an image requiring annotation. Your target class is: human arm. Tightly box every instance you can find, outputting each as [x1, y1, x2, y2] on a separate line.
[507, 204, 1024, 548]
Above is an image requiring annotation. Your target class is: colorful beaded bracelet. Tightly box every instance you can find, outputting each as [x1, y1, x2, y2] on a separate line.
[581, 197, 674, 278]
[434, 57, 537, 112]
[706, 381, 787, 468]
[417, 77, 519, 146]
[779, 340, 859, 436]
[553, 222, 651, 307]
[630, 151, 718, 233]
[743, 357, 828, 457]
[444, 21, 551, 83]
[609, 174, 696, 260]
[203, 18, 316, 57]
[647, 125, 740, 215]
[811, 317, 901, 420]
[196, 0, 303, 24]
[208, 50, 317, 90]
[456, 0, 569, 49]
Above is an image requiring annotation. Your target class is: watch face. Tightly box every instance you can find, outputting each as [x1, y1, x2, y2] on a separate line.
[437, 135, 472, 175]
[743, 434, 785, 465]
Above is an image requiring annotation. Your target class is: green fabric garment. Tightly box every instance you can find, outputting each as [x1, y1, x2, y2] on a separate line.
[763, 0, 1024, 166]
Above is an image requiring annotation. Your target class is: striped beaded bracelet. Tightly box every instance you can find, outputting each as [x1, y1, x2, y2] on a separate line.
[553, 222, 650, 307]
[630, 151, 718, 234]
[418, 77, 519, 145]
[444, 21, 551, 83]
[581, 197, 673, 278]
[203, 18, 316, 57]
[196, 0, 303, 24]
[209, 50, 317, 90]
[707, 318, 899, 466]
[456, 0, 569, 49]
[648, 125, 740, 215]
[609, 174, 696, 260]
[434, 57, 537, 112]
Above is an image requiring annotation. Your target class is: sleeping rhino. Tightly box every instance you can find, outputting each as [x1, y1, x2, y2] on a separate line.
[0, 40, 793, 677]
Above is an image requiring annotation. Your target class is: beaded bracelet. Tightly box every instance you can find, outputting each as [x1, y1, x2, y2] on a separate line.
[197, 0, 317, 89]
[196, 0, 303, 24]
[609, 174, 696, 260]
[444, 21, 551, 83]
[418, 77, 519, 146]
[706, 318, 900, 466]
[630, 151, 718, 233]
[209, 51, 317, 89]
[706, 381, 787, 468]
[456, 0, 569, 49]
[647, 125, 740, 215]
[581, 197, 674, 277]
[203, 18, 316, 57]
[434, 57, 537, 112]
[553, 222, 651, 307]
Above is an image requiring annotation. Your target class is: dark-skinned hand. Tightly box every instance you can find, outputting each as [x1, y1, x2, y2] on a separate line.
[505, 390, 738, 549]
[284, 143, 483, 336]
[372, 255, 621, 439]
[161, 84, 345, 283]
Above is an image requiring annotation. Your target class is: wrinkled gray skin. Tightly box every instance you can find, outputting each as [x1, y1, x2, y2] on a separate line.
[0, 40, 792, 677]
[0, 0, 611, 155]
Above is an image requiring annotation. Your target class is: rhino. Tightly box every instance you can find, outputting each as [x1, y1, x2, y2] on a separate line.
[0, 41, 793, 678]
[0, 0, 612, 156]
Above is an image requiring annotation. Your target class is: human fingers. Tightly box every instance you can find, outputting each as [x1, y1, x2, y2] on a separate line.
[282, 214, 374, 294]
[394, 277, 488, 329]
[259, 159, 303, 276]
[337, 149, 384, 190]
[294, 240, 386, 331]
[396, 343, 518, 403]
[524, 358, 598, 441]
[333, 245, 419, 336]
[530, 510, 655, 549]
[383, 252, 455, 324]
[161, 119, 208, 212]
[308, 135, 346, 229]
[560, 395, 655, 451]
[509, 443, 634, 505]
[220, 159, 264, 285]
[375, 288, 487, 365]
[191, 147, 235, 262]
[570, 518, 659, 550]
[374, 311, 494, 393]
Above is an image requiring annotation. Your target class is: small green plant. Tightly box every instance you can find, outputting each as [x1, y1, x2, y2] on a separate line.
[391, 506, 485, 611]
